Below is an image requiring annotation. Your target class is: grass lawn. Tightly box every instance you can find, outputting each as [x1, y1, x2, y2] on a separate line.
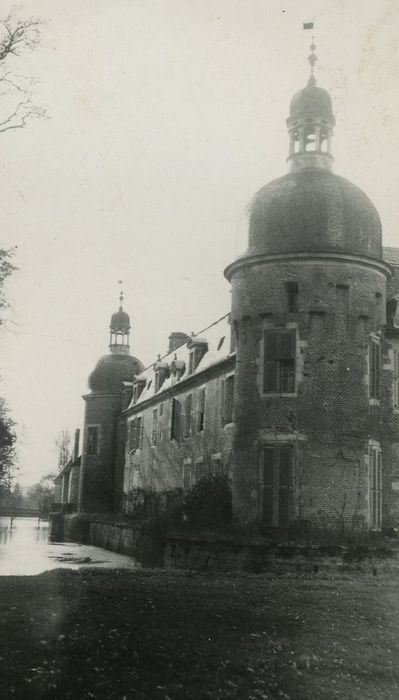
[0, 567, 398, 699]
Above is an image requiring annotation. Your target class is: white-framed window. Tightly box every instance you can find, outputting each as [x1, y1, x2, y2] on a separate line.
[129, 416, 143, 452]
[87, 425, 100, 456]
[263, 329, 296, 394]
[259, 444, 294, 527]
[369, 445, 382, 530]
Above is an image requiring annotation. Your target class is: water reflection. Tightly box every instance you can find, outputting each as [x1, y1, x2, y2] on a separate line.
[0, 517, 138, 575]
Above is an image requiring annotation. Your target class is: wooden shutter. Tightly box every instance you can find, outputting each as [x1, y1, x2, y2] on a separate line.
[278, 446, 292, 526]
[261, 447, 275, 525]
[370, 340, 381, 399]
[264, 331, 279, 392]
[185, 394, 192, 437]
[221, 378, 226, 425]
[279, 330, 296, 360]
[197, 388, 206, 432]
[171, 398, 181, 441]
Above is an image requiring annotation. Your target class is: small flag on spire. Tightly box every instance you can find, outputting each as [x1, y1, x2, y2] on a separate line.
[303, 22, 314, 30]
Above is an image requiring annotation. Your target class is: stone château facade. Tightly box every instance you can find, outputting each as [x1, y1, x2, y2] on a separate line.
[55, 55, 399, 536]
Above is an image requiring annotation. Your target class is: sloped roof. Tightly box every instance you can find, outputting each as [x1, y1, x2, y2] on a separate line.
[126, 313, 234, 411]
[383, 247, 399, 267]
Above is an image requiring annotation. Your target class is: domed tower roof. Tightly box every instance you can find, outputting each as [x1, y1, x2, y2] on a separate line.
[225, 39, 386, 279]
[88, 289, 144, 394]
[236, 170, 382, 260]
[110, 308, 130, 333]
[89, 354, 144, 394]
[289, 84, 334, 123]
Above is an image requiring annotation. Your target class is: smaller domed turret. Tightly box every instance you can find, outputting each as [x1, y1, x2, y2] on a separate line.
[109, 290, 130, 355]
[286, 41, 335, 172]
[87, 289, 144, 394]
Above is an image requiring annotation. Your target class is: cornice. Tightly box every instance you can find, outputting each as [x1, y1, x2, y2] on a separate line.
[224, 251, 393, 281]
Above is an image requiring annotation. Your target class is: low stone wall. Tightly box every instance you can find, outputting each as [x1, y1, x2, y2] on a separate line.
[50, 513, 397, 574]
[49, 513, 164, 567]
[164, 537, 396, 575]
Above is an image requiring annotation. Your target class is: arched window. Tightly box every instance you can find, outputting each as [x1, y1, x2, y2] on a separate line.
[304, 127, 316, 152]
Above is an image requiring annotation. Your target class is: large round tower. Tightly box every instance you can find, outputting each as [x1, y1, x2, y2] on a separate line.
[225, 47, 391, 532]
[78, 293, 144, 512]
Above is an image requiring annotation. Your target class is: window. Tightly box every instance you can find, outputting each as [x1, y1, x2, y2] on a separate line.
[263, 329, 296, 393]
[197, 388, 206, 432]
[285, 282, 299, 313]
[369, 446, 382, 530]
[221, 375, 234, 425]
[170, 398, 181, 441]
[369, 338, 381, 400]
[133, 380, 145, 403]
[151, 409, 158, 446]
[87, 426, 99, 456]
[394, 350, 399, 408]
[129, 417, 143, 452]
[184, 394, 192, 437]
[260, 445, 293, 527]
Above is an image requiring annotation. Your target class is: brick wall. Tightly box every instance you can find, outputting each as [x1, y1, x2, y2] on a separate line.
[230, 257, 391, 532]
[78, 393, 122, 512]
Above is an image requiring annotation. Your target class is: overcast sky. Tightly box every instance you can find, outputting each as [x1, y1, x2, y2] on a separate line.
[0, 0, 398, 485]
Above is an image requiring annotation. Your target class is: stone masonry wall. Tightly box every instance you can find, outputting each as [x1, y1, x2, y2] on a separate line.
[230, 258, 390, 531]
[122, 361, 235, 512]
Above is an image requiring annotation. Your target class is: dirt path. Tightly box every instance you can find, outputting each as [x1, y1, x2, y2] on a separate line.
[0, 568, 398, 699]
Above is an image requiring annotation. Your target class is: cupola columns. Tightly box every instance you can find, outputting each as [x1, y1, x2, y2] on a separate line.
[286, 40, 335, 172]
[109, 289, 131, 355]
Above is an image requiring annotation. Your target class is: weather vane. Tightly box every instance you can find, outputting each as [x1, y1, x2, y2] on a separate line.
[303, 21, 317, 86]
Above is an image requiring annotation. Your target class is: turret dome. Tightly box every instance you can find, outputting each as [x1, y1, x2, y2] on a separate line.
[110, 308, 130, 333]
[89, 354, 144, 394]
[289, 84, 334, 122]
[235, 169, 382, 262]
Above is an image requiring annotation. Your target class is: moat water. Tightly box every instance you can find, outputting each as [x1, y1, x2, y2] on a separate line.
[0, 517, 139, 575]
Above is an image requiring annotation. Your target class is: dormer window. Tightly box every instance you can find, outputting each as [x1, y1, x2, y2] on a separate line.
[170, 359, 186, 381]
[154, 361, 169, 392]
[187, 337, 208, 375]
[132, 377, 146, 403]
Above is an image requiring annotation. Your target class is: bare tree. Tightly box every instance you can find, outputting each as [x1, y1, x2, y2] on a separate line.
[55, 429, 73, 471]
[0, 10, 45, 133]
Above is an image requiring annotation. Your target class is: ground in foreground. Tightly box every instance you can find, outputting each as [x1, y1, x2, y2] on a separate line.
[0, 567, 398, 699]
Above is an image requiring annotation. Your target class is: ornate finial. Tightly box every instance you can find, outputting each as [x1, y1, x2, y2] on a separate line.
[118, 280, 124, 310]
[307, 37, 317, 86]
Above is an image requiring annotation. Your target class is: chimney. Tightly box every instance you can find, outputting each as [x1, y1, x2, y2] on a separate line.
[168, 331, 190, 353]
[73, 429, 80, 462]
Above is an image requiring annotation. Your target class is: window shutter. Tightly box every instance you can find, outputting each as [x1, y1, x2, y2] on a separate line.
[278, 446, 293, 526]
[264, 331, 279, 360]
[171, 398, 181, 441]
[264, 361, 279, 392]
[171, 399, 177, 440]
[261, 447, 274, 525]
[279, 330, 296, 360]
[221, 378, 226, 425]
